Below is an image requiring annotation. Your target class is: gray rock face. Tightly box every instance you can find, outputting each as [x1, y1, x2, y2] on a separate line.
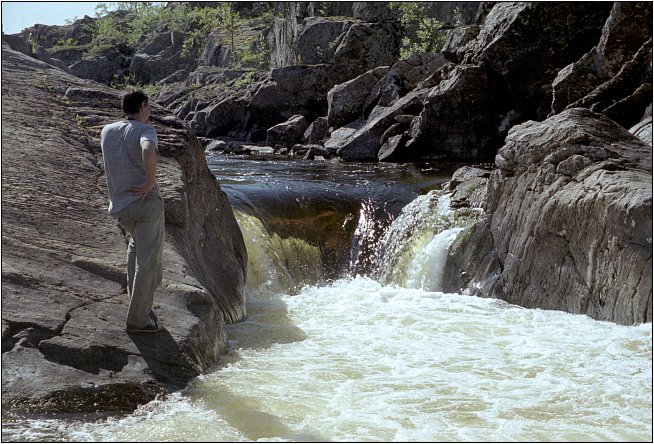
[406, 64, 502, 161]
[464, 2, 612, 119]
[327, 66, 389, 129]
[364, 53, 448, 111]
[567, 37, 653, 129]
[331, 22, 401, 80]
[294, 17, 352, 65]
[69, 47, 129, 84]
[130, 31, 195, 84]
[485, 108, 652, 324]
[266, 114, 309, 148]
[201, 31, 233, 67]
[338, 88, 427, 161]
[248, 64, 339, 131]
[1, 46, 247, 413]
[630, 116, 653, 146]
[405, 2, 612, 162]
[1, 35, 32, 57]
[302, 116, 329, 144]
[552, 2, 653, 121]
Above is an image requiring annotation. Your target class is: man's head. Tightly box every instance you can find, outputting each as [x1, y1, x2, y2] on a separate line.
[122, 88, 151, 122]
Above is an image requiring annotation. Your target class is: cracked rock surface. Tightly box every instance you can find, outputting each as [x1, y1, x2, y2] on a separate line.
[1, 45, 247, 413]
[445, 108, 652, 324]
[487, 108, 652, 324]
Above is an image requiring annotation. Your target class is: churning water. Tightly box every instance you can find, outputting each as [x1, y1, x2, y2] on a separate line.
[4, 156, 651, 442]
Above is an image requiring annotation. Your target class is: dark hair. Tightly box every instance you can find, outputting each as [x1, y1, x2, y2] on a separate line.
[121, 88, 149, 115]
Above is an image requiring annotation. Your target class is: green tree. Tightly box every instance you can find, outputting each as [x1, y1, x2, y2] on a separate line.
[390, 2, 446, 58]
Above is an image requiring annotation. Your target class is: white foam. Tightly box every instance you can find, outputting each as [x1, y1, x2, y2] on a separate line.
[8, 278, 651, 442]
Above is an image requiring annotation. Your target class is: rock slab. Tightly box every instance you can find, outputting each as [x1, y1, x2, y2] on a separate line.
[1, 45, 247, 414]
[470, 108, 651, 324]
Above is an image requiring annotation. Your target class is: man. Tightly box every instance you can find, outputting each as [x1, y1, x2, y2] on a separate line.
[101, 88, 164, 333]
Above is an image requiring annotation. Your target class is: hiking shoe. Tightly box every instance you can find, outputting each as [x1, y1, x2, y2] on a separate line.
[126, 315, 162, 334]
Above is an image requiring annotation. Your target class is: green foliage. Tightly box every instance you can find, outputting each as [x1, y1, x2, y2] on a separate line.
[233, 71, 256, 89]
[108, 72, 162, 97]
[238, 33, 269, 69]
[54, 37, 79, 48]
[84, 2, 270, 69]
[390, 2, 446, 58]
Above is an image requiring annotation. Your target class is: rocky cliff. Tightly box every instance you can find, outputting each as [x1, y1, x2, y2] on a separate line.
[439, 3, 653, 325]
[1, 45, 247, 413]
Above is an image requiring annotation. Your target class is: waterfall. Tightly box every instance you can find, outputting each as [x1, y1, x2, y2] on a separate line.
[236, 189, 481, 295]
[348, 198, 393, 276]
[375, 190, 476, 291]
[234, 211, 322, 298]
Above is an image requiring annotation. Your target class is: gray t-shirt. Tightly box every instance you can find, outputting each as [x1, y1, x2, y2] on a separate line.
[100, 118, 160, 216]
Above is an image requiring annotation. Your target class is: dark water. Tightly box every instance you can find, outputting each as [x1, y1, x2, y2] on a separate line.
[207, 154, 461, 276]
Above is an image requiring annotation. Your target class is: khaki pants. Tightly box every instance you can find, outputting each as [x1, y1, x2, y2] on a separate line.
[115, 195, 165, 328]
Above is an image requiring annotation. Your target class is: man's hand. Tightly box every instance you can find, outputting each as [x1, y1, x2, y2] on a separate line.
[132, 140, 158, 200]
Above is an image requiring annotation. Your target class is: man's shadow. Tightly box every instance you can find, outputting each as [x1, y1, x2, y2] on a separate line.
[127, 328, 197, 388]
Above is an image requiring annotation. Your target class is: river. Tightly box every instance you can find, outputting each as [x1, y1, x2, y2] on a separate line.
[4, 155, 652, 442]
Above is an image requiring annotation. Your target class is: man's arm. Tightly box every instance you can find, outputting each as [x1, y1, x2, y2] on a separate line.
[131, 140, 158, 200]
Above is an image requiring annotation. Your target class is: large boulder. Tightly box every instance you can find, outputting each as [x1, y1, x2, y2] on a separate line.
[1, 34, 32, 57]
[363, 53, 449, 112]
[1, 46, 247, 413]
[327, 66, 389, 129]
[336, 88, 427, 161]
[331, 22, 401, 80]
[294, 17, 352, 65]
[69, 47, 130, 84]
[405, 64, 504, 161]
[247, 64, 343, 135]
[470, 108, 651, 325]
[266, 114, 309, 148]
[463, 2, 612, 119]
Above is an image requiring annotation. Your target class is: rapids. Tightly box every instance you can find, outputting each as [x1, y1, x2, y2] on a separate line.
[3, 155, 651, 442]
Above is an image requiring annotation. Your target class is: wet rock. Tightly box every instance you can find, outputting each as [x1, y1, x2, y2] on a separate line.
[446, 166, 492, 209]
[443, 221, 501, 296]
[323, 120, 364, 152]
[204, 139, 229, 153]
[1, 46, 247, 413]
[486, 108, 652, 324]
[378, 134, 408, 162]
